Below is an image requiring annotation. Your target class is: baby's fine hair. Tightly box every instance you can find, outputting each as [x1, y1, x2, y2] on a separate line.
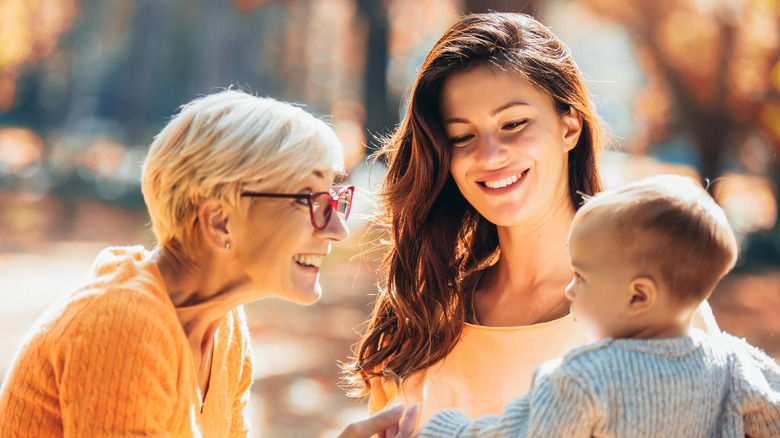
[575, 174, 739, 302]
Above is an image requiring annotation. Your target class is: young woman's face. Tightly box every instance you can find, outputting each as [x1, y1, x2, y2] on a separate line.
[230, 170, 349, 304]
[440, 65, 581, 228]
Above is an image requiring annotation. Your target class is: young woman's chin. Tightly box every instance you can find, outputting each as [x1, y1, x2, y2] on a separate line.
[480, 205, 546, 229]
[464, 187, 555, 228]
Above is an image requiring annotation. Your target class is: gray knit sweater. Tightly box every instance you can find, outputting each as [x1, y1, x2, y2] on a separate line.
[419, 329, 780, 437]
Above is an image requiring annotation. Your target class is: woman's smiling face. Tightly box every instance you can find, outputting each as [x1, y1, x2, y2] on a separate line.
[440, 65, 581, 228]
[230, 170, 349, 305]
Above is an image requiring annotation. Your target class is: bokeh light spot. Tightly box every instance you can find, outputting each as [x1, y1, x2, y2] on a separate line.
[0, 127, 44, 175]
[714, 172, 778, 234]
[286, 378, 322, 413]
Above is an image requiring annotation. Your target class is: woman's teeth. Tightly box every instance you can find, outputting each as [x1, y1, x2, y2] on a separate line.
[294, 254, 323, 267]
[483, 174, 519, 189]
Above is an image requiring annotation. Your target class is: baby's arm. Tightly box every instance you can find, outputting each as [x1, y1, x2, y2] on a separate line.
[418, 360, 597, 438]
[692, 300, 720, 333]
[417, 397, 530, 438]
[726, 335, 780, 437]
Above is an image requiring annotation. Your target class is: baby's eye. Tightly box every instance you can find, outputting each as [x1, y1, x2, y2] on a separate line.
[294, 197, 310, 207]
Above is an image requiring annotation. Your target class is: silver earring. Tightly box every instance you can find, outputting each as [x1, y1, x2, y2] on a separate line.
[225, 242, 231, 251]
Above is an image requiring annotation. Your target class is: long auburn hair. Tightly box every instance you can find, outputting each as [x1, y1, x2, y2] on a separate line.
[343, 12, 605, 396]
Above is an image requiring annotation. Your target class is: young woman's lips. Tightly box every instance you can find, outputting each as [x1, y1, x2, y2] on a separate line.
[477, 169, 529, 194]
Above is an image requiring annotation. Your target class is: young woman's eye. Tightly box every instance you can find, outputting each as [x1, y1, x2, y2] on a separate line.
[294, 197, 310, 207]
[449, 134, 474, 147]
[502, 120, 528, 130]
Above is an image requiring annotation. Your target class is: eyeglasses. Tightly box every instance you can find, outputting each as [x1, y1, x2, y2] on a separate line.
[241, 186, 354, 230]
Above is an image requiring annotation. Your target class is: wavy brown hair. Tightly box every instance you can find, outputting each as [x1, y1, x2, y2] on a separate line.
[343, 12, 605, 396]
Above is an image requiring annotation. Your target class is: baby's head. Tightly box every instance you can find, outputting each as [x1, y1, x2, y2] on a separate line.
[565, 174, 738, 341]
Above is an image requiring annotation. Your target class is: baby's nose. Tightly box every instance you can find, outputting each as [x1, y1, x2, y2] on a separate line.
[564, 279, 576, 301]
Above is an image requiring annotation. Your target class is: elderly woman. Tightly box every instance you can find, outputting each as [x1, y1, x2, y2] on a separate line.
[0, 90, 382, 436]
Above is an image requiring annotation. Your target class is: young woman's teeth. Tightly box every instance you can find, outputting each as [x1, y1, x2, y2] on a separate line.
[484, 174, 519, 189]
[294, 254, 323, 267]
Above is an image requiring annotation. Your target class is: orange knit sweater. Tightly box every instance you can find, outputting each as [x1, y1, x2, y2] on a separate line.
[0, 246, 253, 437]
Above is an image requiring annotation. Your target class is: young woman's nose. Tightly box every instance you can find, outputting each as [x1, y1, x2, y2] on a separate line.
[476, 133, 509, 168]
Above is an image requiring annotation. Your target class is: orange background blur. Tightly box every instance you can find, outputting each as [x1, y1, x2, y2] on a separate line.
[1, 1, 779, 436]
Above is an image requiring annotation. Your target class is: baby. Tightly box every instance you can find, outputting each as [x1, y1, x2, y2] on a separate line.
[418, 174, 780, 437]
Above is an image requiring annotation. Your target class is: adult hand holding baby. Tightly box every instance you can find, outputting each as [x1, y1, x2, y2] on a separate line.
[338, 403, 420, 438]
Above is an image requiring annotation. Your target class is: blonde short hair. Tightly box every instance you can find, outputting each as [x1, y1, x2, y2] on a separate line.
[574, 174, 739, 302]
[141, 90, 344, 259]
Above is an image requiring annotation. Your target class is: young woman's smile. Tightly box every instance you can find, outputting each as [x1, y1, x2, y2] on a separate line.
[476, 168, 530, 192]
[440, 65, 582, 228]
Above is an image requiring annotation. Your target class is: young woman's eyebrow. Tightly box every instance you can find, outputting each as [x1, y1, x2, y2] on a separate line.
[444, 102, 532, 124]
[491, 101, 530, 116]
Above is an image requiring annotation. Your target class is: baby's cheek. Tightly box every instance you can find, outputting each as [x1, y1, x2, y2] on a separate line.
[571, 305, 602, 342]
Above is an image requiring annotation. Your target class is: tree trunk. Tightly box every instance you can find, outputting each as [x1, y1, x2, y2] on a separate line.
[463, 0, 543, 16]
[357, 0, 396, 152]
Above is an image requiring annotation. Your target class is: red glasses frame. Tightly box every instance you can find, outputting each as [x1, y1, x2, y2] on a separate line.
[241, 185, 354, 230]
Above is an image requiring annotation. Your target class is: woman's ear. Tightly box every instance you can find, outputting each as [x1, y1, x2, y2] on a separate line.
[627, 276, 657, 316]
[561, 107, 583, 153]
[198, 199, 231, 251]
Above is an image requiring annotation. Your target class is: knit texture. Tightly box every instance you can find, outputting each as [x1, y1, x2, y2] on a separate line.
[419, 329, 780, 438]
[367, 266, 719, 428]
[0, 246, 254, 437]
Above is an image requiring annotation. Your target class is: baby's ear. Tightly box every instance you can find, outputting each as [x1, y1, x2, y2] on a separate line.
[627, 277, 657, 316]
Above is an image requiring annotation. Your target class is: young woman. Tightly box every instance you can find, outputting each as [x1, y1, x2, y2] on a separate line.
[345, 12, 718, 426]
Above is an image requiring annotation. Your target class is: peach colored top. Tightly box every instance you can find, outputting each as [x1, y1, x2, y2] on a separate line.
[0, 246, 253, 437]
[369, 314, 588, 426]
[369, 303, 718, 427]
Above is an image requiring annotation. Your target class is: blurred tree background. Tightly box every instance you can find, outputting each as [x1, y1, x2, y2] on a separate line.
[1, 0, 778, 436]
